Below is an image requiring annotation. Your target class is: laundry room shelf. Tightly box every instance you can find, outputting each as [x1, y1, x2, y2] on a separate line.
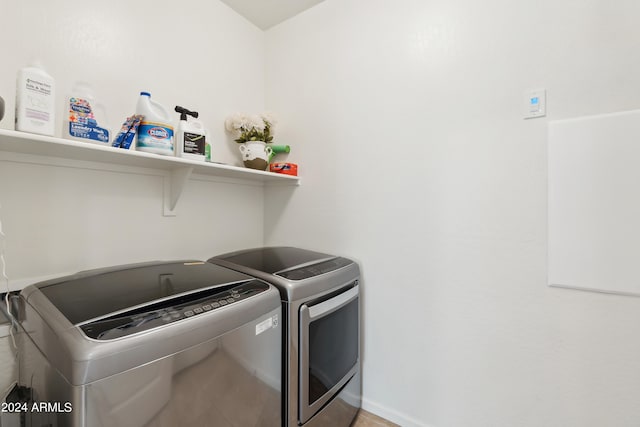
[0, 128, 299, 216]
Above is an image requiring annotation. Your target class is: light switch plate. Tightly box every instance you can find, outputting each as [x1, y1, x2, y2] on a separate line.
[524, 89, 546, 119]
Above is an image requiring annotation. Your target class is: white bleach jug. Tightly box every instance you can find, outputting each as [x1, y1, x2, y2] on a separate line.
[135, 92, 174, 155]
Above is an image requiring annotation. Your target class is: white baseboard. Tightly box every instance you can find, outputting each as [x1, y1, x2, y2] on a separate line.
[361, 397, 433, 427]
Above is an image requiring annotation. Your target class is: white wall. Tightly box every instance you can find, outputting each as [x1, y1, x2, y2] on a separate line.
[0, 0, 265, 166]
[0, 0, 269, 392]
[4, 1, 640, 426]
[264, 1, 640, 426]
[0, 0, 270, 283]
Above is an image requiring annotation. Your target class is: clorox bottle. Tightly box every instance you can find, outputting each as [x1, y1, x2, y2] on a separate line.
[135, 92, 174, 155]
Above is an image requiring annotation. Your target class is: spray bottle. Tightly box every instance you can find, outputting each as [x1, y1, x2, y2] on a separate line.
[174, 106, 207, 161]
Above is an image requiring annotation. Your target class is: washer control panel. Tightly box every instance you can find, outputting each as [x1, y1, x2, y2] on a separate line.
[80, 280, 269, 340]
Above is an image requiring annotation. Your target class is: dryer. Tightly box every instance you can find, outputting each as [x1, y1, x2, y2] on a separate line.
[208, 247, 361, 427]
[15, 260, 282, 427]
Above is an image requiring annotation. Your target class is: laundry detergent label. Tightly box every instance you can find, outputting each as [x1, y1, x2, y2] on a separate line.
[69, 97, 95, 123]
[137, 121, 174, 152]
[68, 97, 110, 143]
[69, 122, 110, 143]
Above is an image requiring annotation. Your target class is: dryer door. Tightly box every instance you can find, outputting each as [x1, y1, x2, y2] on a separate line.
[298, 283, 359, 424]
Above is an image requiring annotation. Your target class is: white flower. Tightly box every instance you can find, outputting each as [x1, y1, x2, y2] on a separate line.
[261, 112, 277, 127]
[224, 116, 237, 133]
[248, 115, 265, 132]
[225, 111, 276, 143]
[224, 113, 244, 133]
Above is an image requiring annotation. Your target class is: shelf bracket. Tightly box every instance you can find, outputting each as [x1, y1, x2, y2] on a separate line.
[163, 167, 194, 216]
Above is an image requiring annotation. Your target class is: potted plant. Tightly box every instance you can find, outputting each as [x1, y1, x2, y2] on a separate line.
[225, 113, 276, 170]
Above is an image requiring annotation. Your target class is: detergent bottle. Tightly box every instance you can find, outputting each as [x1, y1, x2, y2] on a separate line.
[15, 61, 56, 136]
[135, 92, 174, 155]
[63, 82, 110, 145]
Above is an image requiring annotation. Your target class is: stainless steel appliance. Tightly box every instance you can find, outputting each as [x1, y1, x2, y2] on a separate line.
[15, 261, 282, 427]
[208, 247, 361, 427]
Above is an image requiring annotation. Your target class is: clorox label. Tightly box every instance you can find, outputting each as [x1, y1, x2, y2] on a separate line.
[137, 121, 174, 152]
[148, 127, 169, 139]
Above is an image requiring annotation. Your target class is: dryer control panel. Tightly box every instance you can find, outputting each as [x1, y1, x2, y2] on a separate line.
[80, 280, 269, 340]
[276, 257, 352, 281]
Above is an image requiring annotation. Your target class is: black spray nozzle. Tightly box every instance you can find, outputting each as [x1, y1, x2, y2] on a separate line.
[175, 106, 199, 121]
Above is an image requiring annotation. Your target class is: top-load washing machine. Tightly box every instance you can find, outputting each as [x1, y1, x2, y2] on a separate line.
[208, 247, 361, 427]
[15, 260, 282, 427]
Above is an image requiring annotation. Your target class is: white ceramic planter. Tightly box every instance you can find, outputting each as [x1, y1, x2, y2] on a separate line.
[239, 140, 273, 170]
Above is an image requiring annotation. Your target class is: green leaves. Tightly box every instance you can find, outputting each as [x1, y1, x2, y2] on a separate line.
[234, 118, 274, 143]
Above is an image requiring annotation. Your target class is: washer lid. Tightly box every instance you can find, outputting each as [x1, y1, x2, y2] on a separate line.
[32, 261, 252, 325]
[216, 247, 336, 274]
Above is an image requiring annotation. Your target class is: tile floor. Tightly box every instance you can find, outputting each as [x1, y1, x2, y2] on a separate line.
[352, 409, 399, 427]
